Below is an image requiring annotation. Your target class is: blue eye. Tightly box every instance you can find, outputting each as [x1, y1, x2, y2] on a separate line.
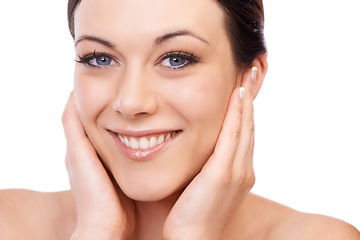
[76, 51, 118, 67]
[94, 55, 113, 66]
[159, 52, 199, 69]
[163, 56, 187, 68]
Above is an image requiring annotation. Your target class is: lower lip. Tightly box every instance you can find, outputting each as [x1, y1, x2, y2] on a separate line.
[109, 131, 180, 161]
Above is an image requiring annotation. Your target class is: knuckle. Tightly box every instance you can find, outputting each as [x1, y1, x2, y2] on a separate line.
[231, 129, 241, 140]
[248, 119, 255, 134]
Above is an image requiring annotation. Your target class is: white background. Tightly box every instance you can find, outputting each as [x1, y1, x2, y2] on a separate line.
[0, 0, 359, 230]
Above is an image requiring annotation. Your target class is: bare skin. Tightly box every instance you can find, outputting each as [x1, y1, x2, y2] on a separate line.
[0, 190, 358, 240]
[1, 0, 359, 239]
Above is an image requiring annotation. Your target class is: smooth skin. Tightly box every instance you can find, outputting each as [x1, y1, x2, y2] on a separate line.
[1, 0, 360, 239]
[1, 71, 359, 240]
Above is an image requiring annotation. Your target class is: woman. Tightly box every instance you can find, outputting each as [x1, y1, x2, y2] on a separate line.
[0, 0, 359, 239]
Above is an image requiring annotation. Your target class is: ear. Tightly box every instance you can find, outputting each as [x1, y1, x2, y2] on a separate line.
[238, 53, 268, 100]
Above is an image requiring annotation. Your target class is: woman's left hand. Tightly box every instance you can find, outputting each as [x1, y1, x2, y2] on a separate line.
[163, 68, 257, 240]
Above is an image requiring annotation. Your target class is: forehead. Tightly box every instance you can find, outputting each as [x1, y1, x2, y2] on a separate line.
[74, 0, 227, 45]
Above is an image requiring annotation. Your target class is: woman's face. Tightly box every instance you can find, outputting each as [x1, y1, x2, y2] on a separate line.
[73, 0, 240, 201]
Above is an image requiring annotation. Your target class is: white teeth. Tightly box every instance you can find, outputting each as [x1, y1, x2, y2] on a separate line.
[139, 137, 149, 149]
[125, 137, 130, 147]
[149, 137, 157, 148]
[118, 131, 178, 150]
[157, 135, 164, 145]
[130, 137, 139, 149]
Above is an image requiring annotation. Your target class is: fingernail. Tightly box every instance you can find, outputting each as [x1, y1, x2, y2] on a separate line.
[251, 66, 258, 83]
[239, 87, 245, 100]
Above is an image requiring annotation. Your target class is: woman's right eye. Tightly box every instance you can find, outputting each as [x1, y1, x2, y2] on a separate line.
[76, 52, 118, 67]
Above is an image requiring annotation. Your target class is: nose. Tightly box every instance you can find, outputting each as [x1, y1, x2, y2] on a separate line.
[112, 68, 158, 119]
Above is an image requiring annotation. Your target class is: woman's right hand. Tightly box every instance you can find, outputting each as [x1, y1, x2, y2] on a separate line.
[62, 93, 135, 240]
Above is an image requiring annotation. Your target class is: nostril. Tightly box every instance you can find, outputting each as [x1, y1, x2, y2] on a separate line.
[134, 112, 150, 117]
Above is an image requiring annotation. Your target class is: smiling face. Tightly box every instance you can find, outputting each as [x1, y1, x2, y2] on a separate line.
[73, 0, 240, 201]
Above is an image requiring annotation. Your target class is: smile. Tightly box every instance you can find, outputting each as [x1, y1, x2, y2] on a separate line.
[117, 131, 179, 150]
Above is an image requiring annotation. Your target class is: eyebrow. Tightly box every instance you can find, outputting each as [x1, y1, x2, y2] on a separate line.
[74, 30, 210, 48]
[154, 30, 210, 46]
[75, 35, 115, 48]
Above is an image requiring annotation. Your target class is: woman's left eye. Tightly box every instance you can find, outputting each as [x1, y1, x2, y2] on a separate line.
[76, 52, 118, 67]
[159, 52, 199, 69]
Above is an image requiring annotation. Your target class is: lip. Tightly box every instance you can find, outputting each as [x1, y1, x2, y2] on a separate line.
[108, 129, 181, 161]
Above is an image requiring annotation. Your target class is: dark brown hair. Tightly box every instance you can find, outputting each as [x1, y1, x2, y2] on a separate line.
[67, 0, 266, 68]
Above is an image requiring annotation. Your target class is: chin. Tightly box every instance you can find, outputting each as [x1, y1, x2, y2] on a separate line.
[109, 161, 194, 202]
[119, 177, 186, 202]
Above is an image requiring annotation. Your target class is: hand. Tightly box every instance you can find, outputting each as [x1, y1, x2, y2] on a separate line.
[62, 93, 135, 240]
[163, 68, 257, 240]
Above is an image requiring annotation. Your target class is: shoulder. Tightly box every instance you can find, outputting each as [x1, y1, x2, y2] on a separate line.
[227, 193, 360, 240]
[0, 189, 76, 240]
[269, 212, 360, 240]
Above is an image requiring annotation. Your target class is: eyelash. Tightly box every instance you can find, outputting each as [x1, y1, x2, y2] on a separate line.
[75, 50, 199, 69]
[75, 51, 117, 68]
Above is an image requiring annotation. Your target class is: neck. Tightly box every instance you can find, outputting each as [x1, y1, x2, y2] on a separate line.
[130, 190, 182, 240]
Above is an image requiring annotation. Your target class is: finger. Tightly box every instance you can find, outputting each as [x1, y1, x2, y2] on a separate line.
[62, 92, 95, 173]
[233, 67, 256, 173]
[62, 93, 98, 161]
[246, 134, 255, 180]
[62, 93, 105, 186]
[62, 92, 89, 146]
[205, 88, 242, 172]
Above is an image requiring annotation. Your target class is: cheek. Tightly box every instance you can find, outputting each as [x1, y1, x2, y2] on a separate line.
[73, 70, 116, 127]
[173, 74, 233, 124]
[167, 73, 234, 146]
